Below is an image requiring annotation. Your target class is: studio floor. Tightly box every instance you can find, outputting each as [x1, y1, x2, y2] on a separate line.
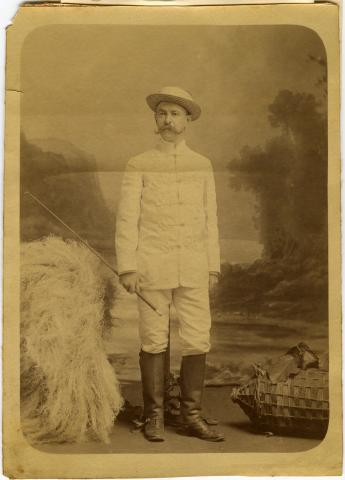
[37, 383, 323, 455]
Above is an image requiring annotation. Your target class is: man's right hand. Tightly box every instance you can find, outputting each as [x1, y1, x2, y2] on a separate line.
[119, 272, 140, 294]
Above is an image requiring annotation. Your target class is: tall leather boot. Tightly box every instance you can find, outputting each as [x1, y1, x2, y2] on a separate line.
[179, 354, 225, 442]
[139, 350, 165, 442]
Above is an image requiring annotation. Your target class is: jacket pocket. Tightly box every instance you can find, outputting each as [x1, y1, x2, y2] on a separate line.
[142, 184, 178, 206]
[179, 180, 204, 205]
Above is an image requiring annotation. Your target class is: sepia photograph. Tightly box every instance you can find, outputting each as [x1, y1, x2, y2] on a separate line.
[19, 22, 330, 452]
[3, 3, 342, 477]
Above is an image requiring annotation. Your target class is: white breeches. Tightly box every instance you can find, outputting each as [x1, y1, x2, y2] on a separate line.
[137, 287, 211, 356]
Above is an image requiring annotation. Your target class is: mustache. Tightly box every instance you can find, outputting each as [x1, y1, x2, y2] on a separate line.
[155, 125, 178, 134]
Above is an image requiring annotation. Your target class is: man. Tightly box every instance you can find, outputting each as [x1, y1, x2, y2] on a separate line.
[115, 86, 224, 442]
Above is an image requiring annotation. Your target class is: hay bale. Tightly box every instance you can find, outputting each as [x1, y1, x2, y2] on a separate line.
[20, 236, 123, 444]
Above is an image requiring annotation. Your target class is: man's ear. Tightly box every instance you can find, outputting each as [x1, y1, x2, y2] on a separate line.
[187, 114, 192, 123]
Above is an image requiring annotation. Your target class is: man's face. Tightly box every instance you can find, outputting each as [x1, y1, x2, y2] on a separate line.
[155, 102, 191, 142]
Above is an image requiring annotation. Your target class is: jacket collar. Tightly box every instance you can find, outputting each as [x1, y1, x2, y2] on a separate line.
[156, 137, 190, 155]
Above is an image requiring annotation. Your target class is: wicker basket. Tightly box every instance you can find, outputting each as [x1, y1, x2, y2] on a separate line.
[232, 368, 329, 437]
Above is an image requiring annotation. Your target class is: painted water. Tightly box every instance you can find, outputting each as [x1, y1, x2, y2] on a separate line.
[104, 289, 328, 384]
[22, 168, 327, 385]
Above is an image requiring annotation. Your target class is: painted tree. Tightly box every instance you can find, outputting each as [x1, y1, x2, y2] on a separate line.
[20, 133, 114, 253]
[229, 81, 327, 261]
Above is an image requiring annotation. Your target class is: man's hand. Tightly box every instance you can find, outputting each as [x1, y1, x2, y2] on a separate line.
[209, 272, 219, 306]
[209, 272, 219, 291]
[119, 272, 141, 294]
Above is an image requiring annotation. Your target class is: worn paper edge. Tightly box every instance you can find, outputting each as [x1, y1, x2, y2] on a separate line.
[23, 0, 337, 5]
[3, 3, 342, 478]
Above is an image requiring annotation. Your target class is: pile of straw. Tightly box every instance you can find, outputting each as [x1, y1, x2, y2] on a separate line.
[20, 236, 123, 444]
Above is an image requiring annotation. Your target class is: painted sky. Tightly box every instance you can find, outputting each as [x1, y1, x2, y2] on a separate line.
[21, 25, 325, 171]
[20, 25, 325, 261]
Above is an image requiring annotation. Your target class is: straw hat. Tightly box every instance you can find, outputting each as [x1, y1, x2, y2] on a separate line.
[146, 86, 201, 121]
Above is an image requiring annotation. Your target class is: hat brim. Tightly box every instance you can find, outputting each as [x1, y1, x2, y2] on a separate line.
[146, 93, 201, 121]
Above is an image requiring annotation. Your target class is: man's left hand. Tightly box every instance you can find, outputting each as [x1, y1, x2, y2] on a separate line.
[209, 272, 219, 295]
[209, 273, 219, 307]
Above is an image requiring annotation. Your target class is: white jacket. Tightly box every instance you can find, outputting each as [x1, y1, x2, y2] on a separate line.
[115, 138, 220, 290]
